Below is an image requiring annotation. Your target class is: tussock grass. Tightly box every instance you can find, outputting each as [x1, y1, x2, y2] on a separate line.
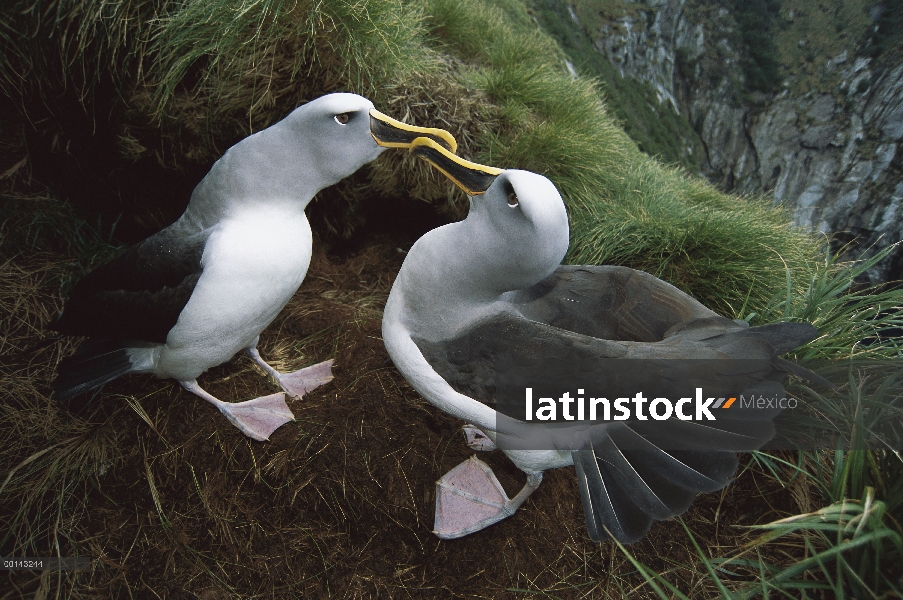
[146, 0, 433, 131]
[719, 248, 903, 598]
[3, 195, 901, 598]
[757, 244, 903, 359]
[2, 0, 902, 596]
[0, 0, 157, 103]
[423, 0, 821, 317]
[4, 0, 824, 319]
[612, 489, 902, 599]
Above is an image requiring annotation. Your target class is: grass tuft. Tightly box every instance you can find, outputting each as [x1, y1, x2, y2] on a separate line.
[2, 0, 902, 596]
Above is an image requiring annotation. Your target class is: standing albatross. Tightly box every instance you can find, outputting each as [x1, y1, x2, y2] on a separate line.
[382, 138, 826, 543]
[50, 93, 456, 441]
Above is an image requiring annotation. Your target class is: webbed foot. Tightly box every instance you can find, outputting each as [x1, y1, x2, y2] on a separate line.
[433, 456, 542, 539]
[462, 424, 497, 451]
[181, 381, 294, 441]
[246, 346, 334, 399]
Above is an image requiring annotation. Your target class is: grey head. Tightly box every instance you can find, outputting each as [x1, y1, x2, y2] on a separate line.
[384, 168, 570, 341]
[405, 136, 569, 293]
[189, 93, 458, 222]
[276, 92, 385, 185]
[459, 170, 570, 294]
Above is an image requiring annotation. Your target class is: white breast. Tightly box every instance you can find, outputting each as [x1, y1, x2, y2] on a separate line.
[155, 206, 312, 380]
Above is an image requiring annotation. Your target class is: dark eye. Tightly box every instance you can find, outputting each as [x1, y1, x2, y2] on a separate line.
[507, 192, 519, 207]
[334, 113, 350, 125]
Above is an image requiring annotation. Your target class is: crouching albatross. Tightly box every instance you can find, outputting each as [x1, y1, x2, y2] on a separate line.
[50, 93, 457, 441]
[382, 137, 826, 543]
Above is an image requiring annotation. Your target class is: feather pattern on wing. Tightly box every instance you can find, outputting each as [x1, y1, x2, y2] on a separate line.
[50, 228, 209, 343]
[414, 272, 820, 543]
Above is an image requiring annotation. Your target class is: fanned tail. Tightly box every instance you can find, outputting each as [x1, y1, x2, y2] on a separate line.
[742, 322, 819, 354]
[702, 321, 833, 386]
[572, 424, 739, 543]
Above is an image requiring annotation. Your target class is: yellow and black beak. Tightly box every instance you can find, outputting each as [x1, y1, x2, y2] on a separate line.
[409, 137, 503, 195]
[369, 108, 458, 153]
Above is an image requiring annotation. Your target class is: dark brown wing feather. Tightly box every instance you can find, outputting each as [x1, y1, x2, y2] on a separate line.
[508, 265, 737, 342]
[413, 289, 820, 544]
[50, 227, 208, 343]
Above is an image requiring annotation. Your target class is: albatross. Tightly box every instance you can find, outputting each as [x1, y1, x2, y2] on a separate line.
[382, 137, 826, 543]
[50, 93, 457, 441]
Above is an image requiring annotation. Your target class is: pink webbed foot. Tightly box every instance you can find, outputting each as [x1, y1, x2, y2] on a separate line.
[275, 359, 335, 399]
[246, 347, 334, 400]
[433, 456, 543, 539]
[462, 424, 497, 451]
[215, 392, 295, 441]
[181, 381, 294, 441]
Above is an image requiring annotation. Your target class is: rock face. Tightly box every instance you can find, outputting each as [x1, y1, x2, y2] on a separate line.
[571, 0, 903, 282]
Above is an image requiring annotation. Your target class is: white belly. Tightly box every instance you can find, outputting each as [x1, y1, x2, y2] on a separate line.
[155, 208, 312, 380]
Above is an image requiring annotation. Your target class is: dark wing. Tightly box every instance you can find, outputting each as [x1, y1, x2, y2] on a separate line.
[508, 265, 741, 342]
[414, 313, 819, 543]
[50, 226, 208, 343]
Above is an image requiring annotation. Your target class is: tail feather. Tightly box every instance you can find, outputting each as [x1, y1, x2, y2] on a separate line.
[572, 447, 652, 543]
[53, 339, 132, 404]
[571, 321, 823, 544]
[572, 428, 739, 544]
[708, 321, 833, 387]
[772, 357, 836, 388]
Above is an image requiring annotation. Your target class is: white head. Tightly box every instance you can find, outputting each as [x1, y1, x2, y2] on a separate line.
[267, 92, 457, 191]
[405, 137, 570, 295]
[384, 167, 570, 353]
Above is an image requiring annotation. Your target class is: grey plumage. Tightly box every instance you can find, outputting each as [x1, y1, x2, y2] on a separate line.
[383, 166, 826, 543]
[413, 300, 819, 542]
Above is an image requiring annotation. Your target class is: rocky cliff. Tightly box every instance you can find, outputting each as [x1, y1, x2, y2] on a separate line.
[562, 0, 903, 282]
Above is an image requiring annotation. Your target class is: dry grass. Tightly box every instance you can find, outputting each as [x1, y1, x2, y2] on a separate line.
[0, 203, 821, 598]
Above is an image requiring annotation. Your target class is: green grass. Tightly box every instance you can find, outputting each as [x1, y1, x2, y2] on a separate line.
[2, 0, 902, 596]
[423, 0, 821, 317]
[3, 0, 827, 318]
[147, 0, 433, 119]
[1, 0, 825, 318]
[755, 243, 903, 359]
[605, 249, 903, 598]
[729, 0, 783, 94]
[772, 0, 875, 95]
[613, 490, 902, 599]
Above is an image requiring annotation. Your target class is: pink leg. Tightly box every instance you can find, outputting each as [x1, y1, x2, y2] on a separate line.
[180, 380, 294, 442]
[246, 347, 334, 399]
